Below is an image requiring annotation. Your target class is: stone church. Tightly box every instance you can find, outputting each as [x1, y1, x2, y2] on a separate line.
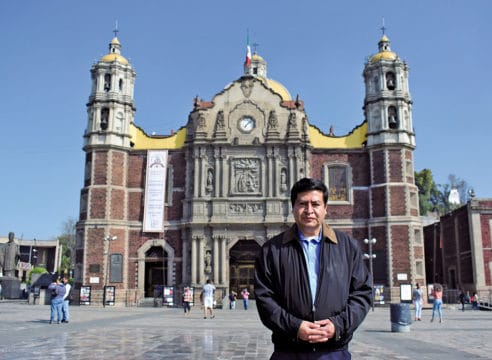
[75, 32, 425, 306]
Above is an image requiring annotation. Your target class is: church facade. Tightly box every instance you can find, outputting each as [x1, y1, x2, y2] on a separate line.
[75, 34, 425, 306]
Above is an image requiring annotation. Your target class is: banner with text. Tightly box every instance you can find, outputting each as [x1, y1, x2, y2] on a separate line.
[143, 150, 168, 232]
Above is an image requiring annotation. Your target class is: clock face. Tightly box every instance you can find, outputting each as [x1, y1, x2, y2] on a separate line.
[239, 117, 255, 132]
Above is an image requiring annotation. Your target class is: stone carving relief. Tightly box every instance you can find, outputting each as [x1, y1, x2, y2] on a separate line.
[280, 168, 288, 192]
[240, 79, 254, 98]
[229, 202, 263, 214]
[197, 113, 206, 129]
[206, 168, 214, 193]
[233, 158, 260, 194]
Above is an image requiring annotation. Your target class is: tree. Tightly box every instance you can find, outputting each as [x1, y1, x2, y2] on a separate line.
[415, 169, 439, 215]
[415, 170, 473, 216]
[57, 217, 76, 276]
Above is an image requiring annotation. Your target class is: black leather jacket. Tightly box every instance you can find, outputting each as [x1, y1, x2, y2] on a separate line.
[254, 223, 372, 353]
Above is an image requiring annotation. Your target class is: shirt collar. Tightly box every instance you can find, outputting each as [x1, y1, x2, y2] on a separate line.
[283, 223, 338, 245]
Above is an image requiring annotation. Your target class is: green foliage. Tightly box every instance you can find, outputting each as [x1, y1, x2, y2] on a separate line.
[415, 170, 473, 216]
[28, 266, 48, 284]
[57, 217, 76, 275]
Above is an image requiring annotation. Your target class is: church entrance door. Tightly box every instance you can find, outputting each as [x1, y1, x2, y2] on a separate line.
[144, 246, 167, 297]
[229, 240, 261, 299]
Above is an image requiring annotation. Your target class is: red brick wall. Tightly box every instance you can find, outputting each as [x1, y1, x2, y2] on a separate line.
[390, 186, 406, 216]
[372, 150, 385, 184]
[111, 151, 125, 186]
[388, 150, 403, 183]
[127, 153, 145, 188]
[391, 224, 410, 284]
[93, 152, 108, 185]
[90, 188, 106, 219]
[85, 227, 106, 286]
[481, 213, 492, 286]
[371, 187, 386, 217]
[128, 191, 143, 221]
[110, 189, 125, 220]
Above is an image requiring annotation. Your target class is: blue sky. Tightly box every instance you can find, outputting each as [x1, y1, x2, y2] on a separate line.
[1, 1, 490, 240]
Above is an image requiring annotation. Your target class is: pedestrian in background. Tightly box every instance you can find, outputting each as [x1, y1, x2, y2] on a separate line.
[48, 277, 66, 324]
[183, 287, 192, 315]
[229, 290, 237, 310]
[61, 276, 71, 323]
[431, 283, 444, 323]
[458, 290, 466, 312]
[241, 288, 250, 310]
[412, 283, 423, 321]
[202, 279, 216, 319]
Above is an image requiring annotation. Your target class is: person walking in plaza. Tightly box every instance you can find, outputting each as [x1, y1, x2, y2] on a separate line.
[202, 279, 216, 319]
[229, 290, 237, 310]
[254, 177, 372, 358]
[458, 290, 466, 312]
[48, 277, 66, 324]
[183, 287, 192, 315]
[412, 283, 423, 321]
[241, 287, 250, 310]
[431, 283, 444, 323]
[61, 276, 71, 323]
[471, 292, 479, 310]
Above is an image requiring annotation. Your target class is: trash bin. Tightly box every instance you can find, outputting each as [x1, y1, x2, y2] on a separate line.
[390, 303, 412, 332]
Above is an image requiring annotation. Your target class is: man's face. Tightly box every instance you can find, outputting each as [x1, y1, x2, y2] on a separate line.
[292, 190, 327, 237]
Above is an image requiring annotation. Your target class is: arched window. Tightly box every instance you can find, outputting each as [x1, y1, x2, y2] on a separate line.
[104, 74, 111, 92]
[119, 79, 123, 92]
[100, 108, 109, 130]
[386, 72, 395, 90]
[388, 106, 398, 129]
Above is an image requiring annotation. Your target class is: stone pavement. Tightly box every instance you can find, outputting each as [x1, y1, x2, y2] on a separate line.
[0, 301, 491, 359]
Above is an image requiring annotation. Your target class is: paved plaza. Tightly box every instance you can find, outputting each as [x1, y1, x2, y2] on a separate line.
[0, 301, 490, 359]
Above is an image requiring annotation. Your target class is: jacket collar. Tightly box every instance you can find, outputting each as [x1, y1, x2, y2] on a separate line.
[282, 223, 338, 245]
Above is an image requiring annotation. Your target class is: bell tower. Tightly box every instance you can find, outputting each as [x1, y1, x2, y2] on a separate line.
[84, 35, 136, 148]
[363, 34, 414, 147]
[362, 33, 425, 294]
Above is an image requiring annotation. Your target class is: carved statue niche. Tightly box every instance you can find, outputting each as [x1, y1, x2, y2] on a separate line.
[280, 168, 288, 192]
[215, 110, 225, 130]
[268, 110, 278, 129]
[288, 112, 297, 129]
[204, 249, 212, 274]
[206, 168, 214, 193]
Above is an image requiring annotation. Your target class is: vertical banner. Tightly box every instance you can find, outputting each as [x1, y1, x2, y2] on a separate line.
[143, 150, 168, 232]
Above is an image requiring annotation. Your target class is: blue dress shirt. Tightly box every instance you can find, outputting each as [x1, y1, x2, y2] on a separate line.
[299, 230, 322, 304]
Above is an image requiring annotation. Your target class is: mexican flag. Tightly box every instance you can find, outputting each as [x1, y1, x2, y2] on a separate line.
[245, 35, 251, 67]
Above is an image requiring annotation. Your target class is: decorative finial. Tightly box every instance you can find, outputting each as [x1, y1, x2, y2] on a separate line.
[113, 19, 119, 38]
[380, 17, 386, 35]
[252, 42, 259, 54]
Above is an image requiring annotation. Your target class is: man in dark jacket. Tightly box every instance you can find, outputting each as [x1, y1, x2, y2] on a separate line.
[254, 178, 372, 359]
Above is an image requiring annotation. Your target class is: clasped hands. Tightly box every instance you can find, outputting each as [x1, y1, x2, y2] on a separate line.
[297, 319, 335, 343]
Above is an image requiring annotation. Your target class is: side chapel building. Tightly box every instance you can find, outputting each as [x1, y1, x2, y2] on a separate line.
[75, 33, 425, 306]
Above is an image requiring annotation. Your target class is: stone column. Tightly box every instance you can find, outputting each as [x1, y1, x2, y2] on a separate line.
[220, 236, 227, 285]
[198, 237, 205, 284]
[213, 236, 219, 283]
[191, 236, 197, 285]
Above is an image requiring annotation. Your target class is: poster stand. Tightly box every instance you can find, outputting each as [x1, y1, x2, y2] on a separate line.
[80, 286, 92, 305]
[104, 286, 115, 306]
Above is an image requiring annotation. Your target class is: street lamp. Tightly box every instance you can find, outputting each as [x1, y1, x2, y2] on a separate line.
[103, 235, 117, 307]
[364, 238, 377, 311]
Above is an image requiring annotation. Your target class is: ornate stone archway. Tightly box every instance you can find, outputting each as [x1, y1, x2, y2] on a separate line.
[137, 239, 175, 296]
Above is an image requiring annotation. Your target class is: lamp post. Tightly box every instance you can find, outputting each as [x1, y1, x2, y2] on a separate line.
[103, 235, 117, 307]
[364, 238, 377, 311]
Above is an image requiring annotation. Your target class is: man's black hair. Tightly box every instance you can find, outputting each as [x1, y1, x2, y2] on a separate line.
[290, 178, 329, 206]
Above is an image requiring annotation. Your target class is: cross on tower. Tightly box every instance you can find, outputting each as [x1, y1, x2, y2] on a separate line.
[113, 20, 119, 38]
[252, 42, 259, 54]
[380, 18, 386, 35]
